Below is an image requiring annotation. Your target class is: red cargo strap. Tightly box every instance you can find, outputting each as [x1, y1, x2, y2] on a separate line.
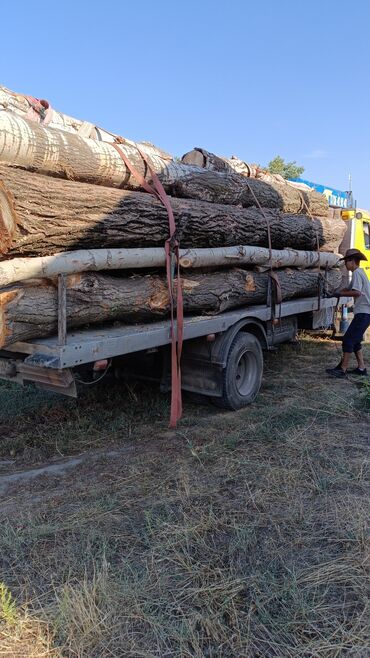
[269, 270, 283, 305]
[3, 88, 52, 124]
[111, 142, 183, 427]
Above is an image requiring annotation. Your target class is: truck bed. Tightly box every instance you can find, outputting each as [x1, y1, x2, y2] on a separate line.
[4, 296, 337, 369]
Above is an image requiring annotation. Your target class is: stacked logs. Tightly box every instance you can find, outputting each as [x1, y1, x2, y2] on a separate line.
[0, 85, 345, 348]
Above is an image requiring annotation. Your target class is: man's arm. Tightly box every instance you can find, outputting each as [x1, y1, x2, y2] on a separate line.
[335, 270, 362, 298]
[335, 287, 361, 298]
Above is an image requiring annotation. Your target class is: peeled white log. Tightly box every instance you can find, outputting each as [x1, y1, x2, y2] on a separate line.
[0, 248, 166, 286]
[0, 85, 116, 142]
[0, 112, 329, 216]
[0, 112, 201, 190]
[179, 246, 340, 270]
[0, 247, 341, 287]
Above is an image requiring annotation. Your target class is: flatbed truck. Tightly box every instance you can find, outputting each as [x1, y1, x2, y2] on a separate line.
[0, 295, 339, 410]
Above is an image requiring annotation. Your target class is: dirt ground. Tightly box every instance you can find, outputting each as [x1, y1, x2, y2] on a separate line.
[0, 335, 369, 657]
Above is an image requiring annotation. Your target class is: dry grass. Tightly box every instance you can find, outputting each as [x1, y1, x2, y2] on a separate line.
[0, 336, 369, 657]
[0, 583, 60, 657]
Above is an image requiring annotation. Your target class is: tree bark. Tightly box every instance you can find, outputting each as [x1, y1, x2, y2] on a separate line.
[0, 268, 341, 347]
[0, 85, 116, 142]
[182, 147, 259, 176]
[173, 169, 328, 216]
[0, 112, 197, 191]
[0, 246, 341, 287]
[0, 166, 346, 257]
[181, 149, 328, 216]
[0, 109, 325, 218]
[178, 246, 340, 270]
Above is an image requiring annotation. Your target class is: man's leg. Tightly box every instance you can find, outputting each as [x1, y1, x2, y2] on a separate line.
[355, 348, 366, 370]
[348, 314, 370, 374]
[341, 351, 351, 372]
[326, 321, 354, 377]
[326, 348, 352, 377]
[350, 341, 367, 374]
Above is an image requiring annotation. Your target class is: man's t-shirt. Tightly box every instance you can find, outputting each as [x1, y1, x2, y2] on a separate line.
[351, 267, 370, 314]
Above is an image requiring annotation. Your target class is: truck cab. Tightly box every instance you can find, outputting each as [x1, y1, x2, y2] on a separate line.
[290, 177, 370, 280]
[340, 209, 370, 280]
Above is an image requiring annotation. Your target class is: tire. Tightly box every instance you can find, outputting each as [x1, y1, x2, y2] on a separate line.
[214, 332, 263, 410]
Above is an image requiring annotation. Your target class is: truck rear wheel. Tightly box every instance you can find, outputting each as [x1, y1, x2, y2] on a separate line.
[214, 332, 263, 410]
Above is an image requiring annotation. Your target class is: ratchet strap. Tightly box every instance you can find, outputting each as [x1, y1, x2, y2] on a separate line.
[111, 140, 183, 428]
[243, 180, 282, 324]
[298, 191, 325, 309]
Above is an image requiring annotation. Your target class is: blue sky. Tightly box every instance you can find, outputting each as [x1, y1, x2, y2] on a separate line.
[2, 0, 369, 206]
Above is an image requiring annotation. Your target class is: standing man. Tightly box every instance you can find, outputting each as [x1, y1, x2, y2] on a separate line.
[327, 249, 370, 378]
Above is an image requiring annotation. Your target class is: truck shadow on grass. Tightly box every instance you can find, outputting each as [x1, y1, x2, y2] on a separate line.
[0, 336, 368, 465]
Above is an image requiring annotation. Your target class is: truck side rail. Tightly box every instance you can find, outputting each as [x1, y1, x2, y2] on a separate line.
[4, 297, 338, 370]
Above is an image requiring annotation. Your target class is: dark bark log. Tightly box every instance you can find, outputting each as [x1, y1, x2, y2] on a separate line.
[0, 166, 346, 257]
[172, 169, 328, 216]
[181, 148, 328, 216]
[182, 148, 245, 174]
[0, 268, 341, 347]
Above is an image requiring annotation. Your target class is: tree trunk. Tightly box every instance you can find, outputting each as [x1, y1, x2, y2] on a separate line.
[0, 166, 346, 257]
[0, 268, 341, 347]
[0, 112, 197, 191]
[178, 246, 340, 270]
[182, 148, 313, 194]
[181, 149, 328, 216]
[0, 109, 325, 217]
[0, 85, 116, 142]
[173, 169, 328, 216]
[0, 246, 341, 287]
[182, 147, 259, 176]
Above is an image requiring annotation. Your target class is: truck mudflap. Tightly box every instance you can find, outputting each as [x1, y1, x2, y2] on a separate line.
[0, 356, 77, 397]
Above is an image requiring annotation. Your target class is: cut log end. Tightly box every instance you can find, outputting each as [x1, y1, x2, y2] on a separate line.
[149, 289, 169, 311]
[0, 311, 5, 347]
[0, 182, 17, 254]
[182, 149, 205, 168]
[179, 256, 192, 268]
[0, 289, 18, 347]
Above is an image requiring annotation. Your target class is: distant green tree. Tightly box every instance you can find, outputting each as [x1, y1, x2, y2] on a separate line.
[267, 155, 305, 180]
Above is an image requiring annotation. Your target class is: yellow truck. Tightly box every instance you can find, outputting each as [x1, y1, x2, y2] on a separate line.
[340, 209, 370, 281]
[291, 178, 370, 280]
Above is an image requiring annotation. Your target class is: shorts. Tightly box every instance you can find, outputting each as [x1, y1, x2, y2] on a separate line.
[342, 313, 370, 353]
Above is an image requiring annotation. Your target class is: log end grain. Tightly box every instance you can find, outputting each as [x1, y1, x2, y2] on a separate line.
[0, 181, 17, 255]
[182, 149, 205, 168]
[149, 288, 169, 312]
[0, 289, 18, 347]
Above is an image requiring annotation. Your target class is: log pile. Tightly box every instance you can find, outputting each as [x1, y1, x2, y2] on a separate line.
[0, 85, 345, 351]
